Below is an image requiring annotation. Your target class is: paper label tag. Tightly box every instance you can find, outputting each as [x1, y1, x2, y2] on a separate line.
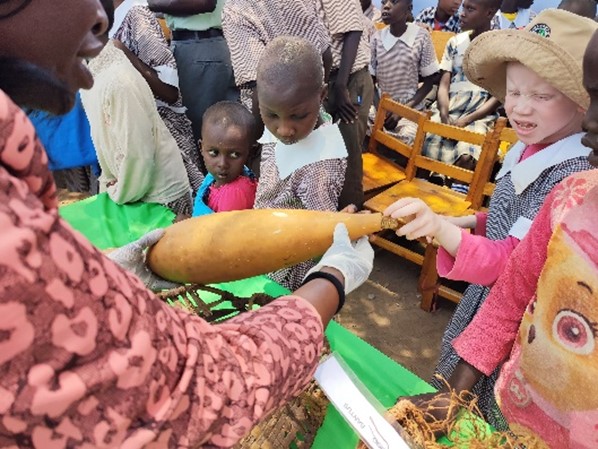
[314, 354, 412, 449]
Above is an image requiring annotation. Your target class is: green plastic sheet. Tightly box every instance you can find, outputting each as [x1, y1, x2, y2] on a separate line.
[60, 194, 488, 448]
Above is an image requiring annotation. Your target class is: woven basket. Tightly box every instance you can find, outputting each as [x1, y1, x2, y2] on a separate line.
[235, 381, 329, 449]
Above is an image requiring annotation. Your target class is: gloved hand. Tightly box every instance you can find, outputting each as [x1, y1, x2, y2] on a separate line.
[305, 223, 375, 294]
[108, 229, 180, 291]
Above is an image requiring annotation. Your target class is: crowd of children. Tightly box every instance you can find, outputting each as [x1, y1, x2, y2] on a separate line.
[14, 0, 598, 445]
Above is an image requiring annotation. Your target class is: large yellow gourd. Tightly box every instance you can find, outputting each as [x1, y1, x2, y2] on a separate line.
[147, 209, 399, 284]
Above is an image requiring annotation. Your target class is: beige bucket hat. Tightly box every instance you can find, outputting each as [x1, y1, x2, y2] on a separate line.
[463, 9, 598, 109]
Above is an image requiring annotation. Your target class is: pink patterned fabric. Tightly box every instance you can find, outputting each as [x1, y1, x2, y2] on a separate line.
[454, 170, 598, 448]
[207, 175, 257, 213]
[0, 89, 324, 448]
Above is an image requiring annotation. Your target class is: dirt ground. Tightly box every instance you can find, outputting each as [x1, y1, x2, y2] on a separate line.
[338, 247, 457, 382]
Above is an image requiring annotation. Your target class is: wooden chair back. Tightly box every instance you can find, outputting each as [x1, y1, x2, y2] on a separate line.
[363, 94, 429, 196]
[158, 17, 172, 43]
[480, 124, 519, 203]
[429, 30, 455, 61]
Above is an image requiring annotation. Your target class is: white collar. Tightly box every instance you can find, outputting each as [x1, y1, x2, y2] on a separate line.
[381, 22, 419, 51]
[259, 124, 347, 179]
[110, 0, 148, 38]
[496, 133, 589, 194]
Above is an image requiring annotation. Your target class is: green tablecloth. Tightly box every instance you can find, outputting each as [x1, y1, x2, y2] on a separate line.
[60, 195, 475, 448]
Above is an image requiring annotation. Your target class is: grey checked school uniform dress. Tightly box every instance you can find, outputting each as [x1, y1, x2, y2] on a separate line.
[431, 134, 593, 430]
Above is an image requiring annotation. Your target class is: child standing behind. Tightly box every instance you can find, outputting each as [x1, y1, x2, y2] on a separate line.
[192, 101, 258, 216]
[414, 0, 463, 32]
[423, 0, 501, 169]
[491, 0, 536, 30]
[255, 36, 349, 290]
[386, 9, 597, 428]
[370, 0, 439, 144]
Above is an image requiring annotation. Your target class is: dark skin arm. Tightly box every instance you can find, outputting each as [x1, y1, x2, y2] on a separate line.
[293, 267, 345, 326]
[147, 0, 216, 16]
[384, 74, 437, 130]
[403, 359, 484, 437]
[112, 40, 178, 104]
[332, 30, 362, 124]
[322, 47, 333, 84]
[452, 97, 500, 128]
[437, 70, 451, 124]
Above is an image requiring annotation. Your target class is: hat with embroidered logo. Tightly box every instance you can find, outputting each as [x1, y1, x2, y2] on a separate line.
[463, 8, 598, 109]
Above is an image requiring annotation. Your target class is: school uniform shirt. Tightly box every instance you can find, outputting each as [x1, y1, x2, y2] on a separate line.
[316, 0, 370, 72]
[80, 41, 191, 210]
[453, 169, 598, 448]
[0, 88, 325, 449]
[414, 6, 461, 33]
[254, 118, 348, 290]
[221, 0, 330, 87]
[370, 23, 439, 107]
[491, 8, 537, 30]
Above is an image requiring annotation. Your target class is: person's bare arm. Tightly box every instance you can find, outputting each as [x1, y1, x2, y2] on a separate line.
[113, 40, 178, 104]
[453, 97, 500, 128]
[332, 31, 361, 124]
[407, 73, 437, 109]
[322, 47, 332, 84]
[147, 0, 216, 16]
[437, 71, 451, 124]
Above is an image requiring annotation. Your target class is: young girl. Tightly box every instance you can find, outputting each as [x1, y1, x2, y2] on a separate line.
[255, 36, 349, 291]
[423, 29, 598, 448]
[386, 9, 598, 428]
[192, 101, 258, 216]
[423, 0, 501, 170]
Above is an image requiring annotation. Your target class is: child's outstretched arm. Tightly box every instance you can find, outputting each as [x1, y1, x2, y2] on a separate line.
[384, 197, 463, 256]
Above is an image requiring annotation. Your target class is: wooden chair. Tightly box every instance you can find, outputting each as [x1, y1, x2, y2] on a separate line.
[364, 117, 508, 310]
[429, 30, 455, 61]
[363, 94, 429, 199]
[479, 125, 519, 204]
[157, 17, 172, 43]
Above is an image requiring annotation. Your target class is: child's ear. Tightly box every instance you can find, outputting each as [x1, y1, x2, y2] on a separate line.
[320, 84, 329, 103]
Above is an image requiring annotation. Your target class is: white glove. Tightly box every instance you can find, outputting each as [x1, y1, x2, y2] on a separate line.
[305, 223, 375, 294]
[108, 229, 180, 291]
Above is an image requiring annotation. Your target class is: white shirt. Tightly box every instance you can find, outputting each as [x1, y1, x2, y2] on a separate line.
[81, 41, 190, 206]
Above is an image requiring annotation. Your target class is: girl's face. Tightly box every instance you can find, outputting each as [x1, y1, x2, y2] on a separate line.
[504, 63, 584, 146]
[381, 0, 413, 26]
[201, 124, 252, 187]
[258, 80, 325, 145]
[582, 31, 598, 167]
[0, 0, 107, 107]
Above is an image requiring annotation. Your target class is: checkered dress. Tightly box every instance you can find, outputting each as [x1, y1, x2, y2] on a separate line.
[112, 6, 204, 195]
[222, 0, 331, 86]
[423, 32, 497, 163]
[432, 153, 594, 430]
[414, 6, 461, 33]
[254, 121, 347, 291]
[369, 24, 439, 144]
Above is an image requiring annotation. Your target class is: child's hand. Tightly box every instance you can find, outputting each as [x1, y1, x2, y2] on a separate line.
[451, 116, 472, 128]
[332, 85, 359, 124]
[384, 198, 443, 241]
[383, 112, 399, 131]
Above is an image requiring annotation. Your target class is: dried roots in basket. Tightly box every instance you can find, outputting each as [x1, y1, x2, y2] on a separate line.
[356, 377, 548, 449]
